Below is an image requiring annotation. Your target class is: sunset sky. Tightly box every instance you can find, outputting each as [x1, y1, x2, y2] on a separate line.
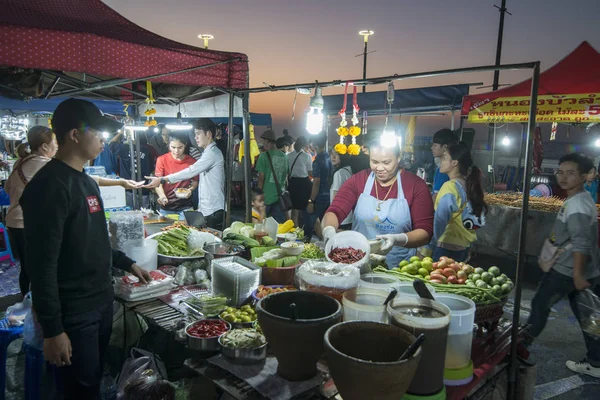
[104, 0, 600, 144]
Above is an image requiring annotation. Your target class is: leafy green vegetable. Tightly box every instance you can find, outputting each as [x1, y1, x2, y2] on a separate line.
[153, 227, 204, 257]
[262, 236, 276, 246]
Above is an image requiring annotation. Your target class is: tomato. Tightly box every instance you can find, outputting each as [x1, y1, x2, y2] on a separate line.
[442, 268, 457, 277]
[447, 275, 458, 284]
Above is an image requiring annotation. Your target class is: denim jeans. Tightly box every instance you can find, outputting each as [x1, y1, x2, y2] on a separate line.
[433, 246, 470, 263]
[303, 202, 329, 242]
[527, 269, 600, 367]
[57, 301, 113, 399]
[266, 202, 287, 224]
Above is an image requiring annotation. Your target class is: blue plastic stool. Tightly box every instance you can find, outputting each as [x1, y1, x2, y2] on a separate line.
[23, 344, 61, 400]
[0, 223, 14, 264]
[0, 318, 24, 400]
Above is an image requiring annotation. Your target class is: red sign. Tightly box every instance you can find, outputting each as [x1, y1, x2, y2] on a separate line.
[86, 196, 101, 213]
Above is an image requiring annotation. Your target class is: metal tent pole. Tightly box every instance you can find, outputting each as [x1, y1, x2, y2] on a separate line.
[236, 62, 537, 94]
[515, 123, 526, 191]
[50, 58, 244, 98]
[128, 130, 138, 209]
[507, 62, 540, 400]
[224, 93, 235, 228]
[242, 94, 252, 222]
[135, 131, 143, 208]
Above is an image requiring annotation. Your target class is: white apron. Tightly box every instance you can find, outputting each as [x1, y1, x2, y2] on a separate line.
[352, 171, 415, 268]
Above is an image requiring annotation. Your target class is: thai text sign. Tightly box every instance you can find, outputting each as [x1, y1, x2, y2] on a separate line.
[466, 93, 600, 123]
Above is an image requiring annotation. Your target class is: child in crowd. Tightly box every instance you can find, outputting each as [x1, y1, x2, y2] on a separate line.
[251, 188, 266, 223]
[425, 142, 486, 262]
[526, 153, 600, 378]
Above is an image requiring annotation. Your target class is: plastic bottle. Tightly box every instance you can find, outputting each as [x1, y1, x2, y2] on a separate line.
[100, 373, 117, 400]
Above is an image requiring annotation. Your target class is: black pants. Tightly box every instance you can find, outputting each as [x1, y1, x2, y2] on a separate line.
[526, 269, 600, 367]
[57, 301, 113, 400]
[8, 227, 29, 296]
[205, 210, 225, 231]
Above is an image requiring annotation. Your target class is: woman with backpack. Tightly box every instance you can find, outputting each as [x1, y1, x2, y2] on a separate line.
[425, 142, 487, 262]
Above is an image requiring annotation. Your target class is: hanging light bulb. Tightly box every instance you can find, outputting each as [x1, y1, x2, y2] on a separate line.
[306, 85, 324, 135]
[153, 127, 160, 133]
[380, 117, 397, 149]
[102, 131, 109, 139]
[595, 138, 600, 147]
[502, 135, 510, 146]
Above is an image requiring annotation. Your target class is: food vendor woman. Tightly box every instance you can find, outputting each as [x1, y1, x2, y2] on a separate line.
[322, 133, 434, 268]
[154, 132, 199, 220]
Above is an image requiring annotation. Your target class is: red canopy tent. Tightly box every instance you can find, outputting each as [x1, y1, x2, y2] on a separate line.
[461, 41, 600, 124]
[0, 0, 249, 103]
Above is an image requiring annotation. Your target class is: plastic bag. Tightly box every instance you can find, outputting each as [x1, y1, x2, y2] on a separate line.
[120, 370, 175, 400]
[187, 230, 219, 252]
[23, 306, 44, 350]
[6, 292, 32, 326]
[174, 265, 194, 286]
[116, 348, 167, 396]
[578, 289, 600, 339]
[296, 261, 360, 301]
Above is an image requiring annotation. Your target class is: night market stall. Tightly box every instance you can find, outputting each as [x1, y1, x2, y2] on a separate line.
[0, 2, 553, 400]
[461, 41, 600, 258]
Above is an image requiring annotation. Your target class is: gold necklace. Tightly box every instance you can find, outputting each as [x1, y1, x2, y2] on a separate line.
[374, 177, 397, 211]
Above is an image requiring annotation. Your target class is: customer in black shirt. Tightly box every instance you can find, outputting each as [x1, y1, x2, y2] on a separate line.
[20, 99, 150, 400]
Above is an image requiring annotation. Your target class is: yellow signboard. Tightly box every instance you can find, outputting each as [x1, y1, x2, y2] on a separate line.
[466, 93, 600, 123]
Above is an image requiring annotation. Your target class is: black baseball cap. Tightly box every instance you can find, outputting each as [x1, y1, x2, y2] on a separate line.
[51, 98, 123, 137]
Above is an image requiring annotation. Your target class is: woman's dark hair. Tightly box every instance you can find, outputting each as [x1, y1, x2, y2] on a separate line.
[294, 136, 308, 153]
[168, 132, 190, 154]
[433, 128, 458, 145]
[17, 126, 54, 158]
[329, 148, 354, 187]
[559, 153, 594, 174]
[446, 142, 487, 218]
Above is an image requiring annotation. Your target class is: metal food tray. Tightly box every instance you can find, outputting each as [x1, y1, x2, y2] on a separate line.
[211, 256, 261, 306]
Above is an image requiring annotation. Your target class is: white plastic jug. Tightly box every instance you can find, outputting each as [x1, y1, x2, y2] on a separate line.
[123, 239, 158, 271]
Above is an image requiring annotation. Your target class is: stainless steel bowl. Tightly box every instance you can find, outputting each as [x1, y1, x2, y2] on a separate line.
[218, 337, 268, 364]
[185, 320, 231, 352]
[204, 242, 245, 259]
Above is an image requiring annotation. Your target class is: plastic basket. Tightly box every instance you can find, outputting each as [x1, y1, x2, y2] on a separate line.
[211, 256, 261, 306]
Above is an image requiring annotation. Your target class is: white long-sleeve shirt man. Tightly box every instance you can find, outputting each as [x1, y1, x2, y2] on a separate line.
[167, 142, 224, 218]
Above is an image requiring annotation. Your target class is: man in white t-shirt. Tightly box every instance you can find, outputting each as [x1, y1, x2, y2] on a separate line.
[287, 136, 313, 226]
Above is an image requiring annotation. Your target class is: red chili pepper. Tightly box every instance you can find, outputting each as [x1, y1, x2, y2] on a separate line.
[187, 320, 229, 338]
[328, 247, 365, 264]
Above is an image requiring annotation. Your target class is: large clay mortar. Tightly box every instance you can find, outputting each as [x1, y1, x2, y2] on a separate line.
[256, 291, 342, 381]
[324, 321, 422, 400]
